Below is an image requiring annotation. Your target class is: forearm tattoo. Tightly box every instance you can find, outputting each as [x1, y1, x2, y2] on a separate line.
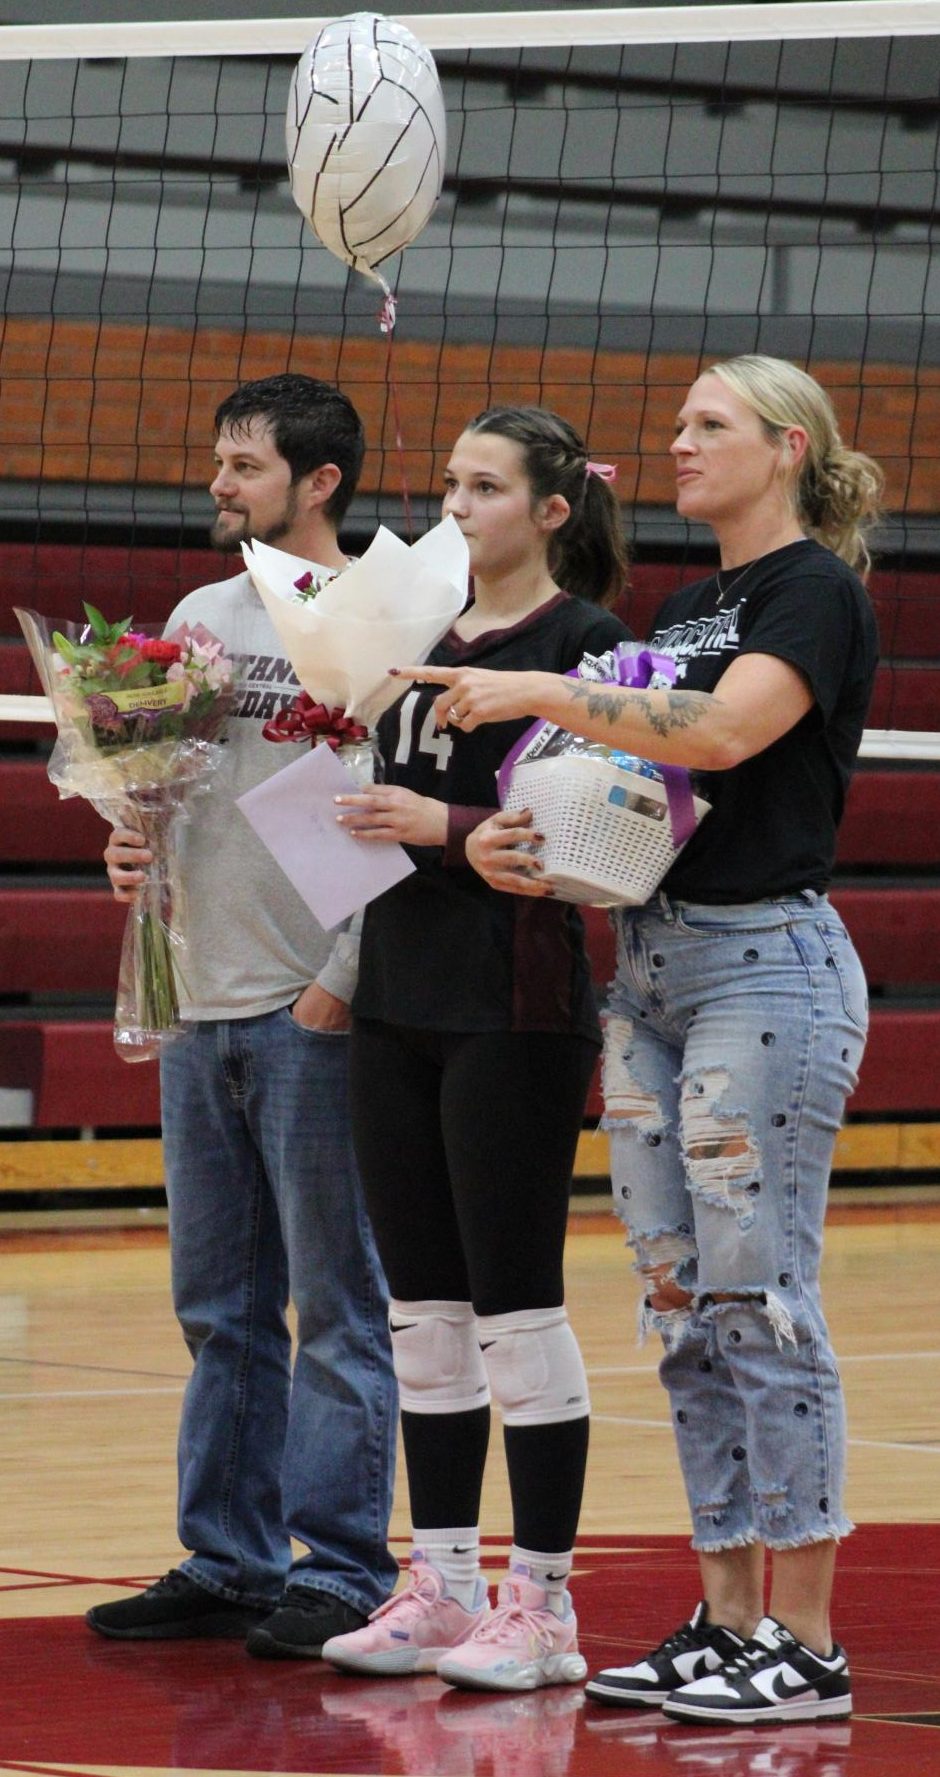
[567, 681, 712, 739]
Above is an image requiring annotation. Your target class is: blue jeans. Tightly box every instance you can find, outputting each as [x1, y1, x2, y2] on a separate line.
[159, 1009, 399, 1612]
[602, 891, 867, 1552]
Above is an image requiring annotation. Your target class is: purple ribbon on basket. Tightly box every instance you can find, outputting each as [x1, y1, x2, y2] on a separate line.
[497, 642, 698, 851]
[615, 646, 697, 848]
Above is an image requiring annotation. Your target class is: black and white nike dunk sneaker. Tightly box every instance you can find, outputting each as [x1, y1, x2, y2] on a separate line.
[662, 1615, 852, 1725]
[584, 1602, 745, 1707]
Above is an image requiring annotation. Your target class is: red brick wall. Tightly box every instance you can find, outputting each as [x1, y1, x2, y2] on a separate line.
[1, 317, 936, 512]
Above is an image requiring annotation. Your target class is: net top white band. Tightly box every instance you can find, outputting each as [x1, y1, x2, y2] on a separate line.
[2, 4, 940, 61]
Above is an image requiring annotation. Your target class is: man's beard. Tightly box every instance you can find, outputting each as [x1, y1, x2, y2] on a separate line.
[209, 509, 249, 554]
[209, 484, 298, 554]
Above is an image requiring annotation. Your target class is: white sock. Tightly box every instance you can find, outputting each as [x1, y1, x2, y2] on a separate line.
[510, 1543, 573, 1618]
[412, 1527, 484, 1611]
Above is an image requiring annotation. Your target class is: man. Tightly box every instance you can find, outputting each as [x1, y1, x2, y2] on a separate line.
[86, 374, 398, 1658]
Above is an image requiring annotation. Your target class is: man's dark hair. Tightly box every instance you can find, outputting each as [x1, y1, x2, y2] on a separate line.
[214, 374, 366, 523]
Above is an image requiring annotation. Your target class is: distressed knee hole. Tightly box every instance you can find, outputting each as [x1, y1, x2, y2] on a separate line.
[757, 1483, 790, 1516]
[682, 1067, 763, 1220]
[693, 1496, 731, 1519]
[634, 1226, 697, 1317]
[643, 1261, 694, 1314]
[602, 1015, 666, 1138]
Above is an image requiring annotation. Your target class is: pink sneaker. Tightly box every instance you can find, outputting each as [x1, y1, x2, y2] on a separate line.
[437, 1571, 588, 1693]
[321, 1555, 489, 1677]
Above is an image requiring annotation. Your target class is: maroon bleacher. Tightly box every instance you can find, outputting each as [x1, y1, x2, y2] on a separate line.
[2, 760, 938, 1128]
[3, 759, 106, 862]
[866, 665, 940, 730]
[3, 550, 940, 658]
[0, 886, 125, 991]
[2, 549, 938, 1138]
[836, 770, 940, 868]
[5, 755, 939, 875]
[0, 1019, 160, 1128]
[1, 543, 234, 637]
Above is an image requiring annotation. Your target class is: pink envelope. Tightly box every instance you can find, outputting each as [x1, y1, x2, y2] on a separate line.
[237, 741, 415, 930]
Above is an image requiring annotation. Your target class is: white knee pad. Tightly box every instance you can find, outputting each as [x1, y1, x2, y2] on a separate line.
[476, 1306, 590, 1426]
[389, 1298, 490, 1415]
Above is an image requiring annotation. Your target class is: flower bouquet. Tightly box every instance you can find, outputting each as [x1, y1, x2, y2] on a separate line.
[15, 602, 235, 1060]
[497, 643, 711, 908]
[242, 517, 469, 771]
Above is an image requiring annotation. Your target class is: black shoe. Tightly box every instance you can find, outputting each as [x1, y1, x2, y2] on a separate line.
[584, 1602, 746, 1707]
[245, 1586, 369, 1659]
[662, 1615, 852, 1725]
[85, 1569, 270, 1641]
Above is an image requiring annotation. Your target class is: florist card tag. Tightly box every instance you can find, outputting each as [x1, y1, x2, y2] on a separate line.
[236, 743, 415, 930]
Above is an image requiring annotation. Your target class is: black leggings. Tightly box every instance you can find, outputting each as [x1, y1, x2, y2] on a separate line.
[349, 1020, 599, 1316]
[350, 1019, 597, 1548]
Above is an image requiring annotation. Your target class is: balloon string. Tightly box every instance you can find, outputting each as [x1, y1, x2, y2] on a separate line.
[378, 285, 414, 544]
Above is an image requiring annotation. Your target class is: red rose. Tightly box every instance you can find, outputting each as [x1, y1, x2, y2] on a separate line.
[139, 639, 183, 664]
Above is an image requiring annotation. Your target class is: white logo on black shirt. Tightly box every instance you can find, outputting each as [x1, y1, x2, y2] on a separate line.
[654, 600, 744, 673]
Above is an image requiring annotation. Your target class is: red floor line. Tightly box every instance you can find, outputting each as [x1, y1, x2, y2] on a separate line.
[0, 1764, 105, 1776]
[0, 1565, 164, 1586]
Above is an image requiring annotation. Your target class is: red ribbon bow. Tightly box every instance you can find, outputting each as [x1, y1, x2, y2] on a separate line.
[262, 693, 370, 750]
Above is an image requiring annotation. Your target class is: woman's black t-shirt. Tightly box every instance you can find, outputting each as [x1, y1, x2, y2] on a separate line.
[649, 539, 879, 904]
[354, 592, 631, 1036]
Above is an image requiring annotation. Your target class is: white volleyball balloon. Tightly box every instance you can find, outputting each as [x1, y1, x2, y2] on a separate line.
[286, 12, 446, 287]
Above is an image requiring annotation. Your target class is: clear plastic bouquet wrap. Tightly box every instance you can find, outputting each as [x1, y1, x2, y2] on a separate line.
[16, 602, 235, 1060]
[497, 643, 711, 908]
[242, 517, 469, 775]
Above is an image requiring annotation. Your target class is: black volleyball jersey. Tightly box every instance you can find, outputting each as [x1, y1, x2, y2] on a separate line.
[355, 591, 631, 1035]
[649, 539, 878, 903]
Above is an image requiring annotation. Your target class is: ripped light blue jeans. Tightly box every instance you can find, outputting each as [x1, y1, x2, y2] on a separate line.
[602, 891, 867, 1552]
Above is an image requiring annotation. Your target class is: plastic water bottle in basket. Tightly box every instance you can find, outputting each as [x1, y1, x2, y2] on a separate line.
[497, 645, 711, 909]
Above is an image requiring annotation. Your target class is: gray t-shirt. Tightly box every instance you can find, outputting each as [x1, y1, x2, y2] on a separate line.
[166, 568, 357, 1020]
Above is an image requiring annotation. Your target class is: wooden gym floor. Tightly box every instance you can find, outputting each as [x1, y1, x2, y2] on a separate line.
[0, 1191, 938, 1777]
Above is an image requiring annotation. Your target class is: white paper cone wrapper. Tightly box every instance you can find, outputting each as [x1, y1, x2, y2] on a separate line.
[243, 516, 468, 723]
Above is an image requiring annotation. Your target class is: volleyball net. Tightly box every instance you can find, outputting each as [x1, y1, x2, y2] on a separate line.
[0, 4, 938, 754]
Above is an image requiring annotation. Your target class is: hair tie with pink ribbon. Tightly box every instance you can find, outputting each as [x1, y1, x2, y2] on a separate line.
[585, 461, 617, 481]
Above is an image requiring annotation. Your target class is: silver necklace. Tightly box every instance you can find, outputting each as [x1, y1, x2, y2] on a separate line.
[715, 559, 754, 605]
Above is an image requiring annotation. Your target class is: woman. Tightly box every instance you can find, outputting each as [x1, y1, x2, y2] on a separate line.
[320, 407, 632, 1691]
[406, 357, 881, 1725]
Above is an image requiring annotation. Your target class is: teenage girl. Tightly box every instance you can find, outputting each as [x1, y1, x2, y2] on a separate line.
[321, 405, 632, 1692]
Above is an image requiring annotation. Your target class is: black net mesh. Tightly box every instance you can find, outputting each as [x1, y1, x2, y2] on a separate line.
[1, 30, 938, 726]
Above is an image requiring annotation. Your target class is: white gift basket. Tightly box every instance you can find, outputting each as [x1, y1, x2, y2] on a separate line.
[502, 753, 711, 908]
